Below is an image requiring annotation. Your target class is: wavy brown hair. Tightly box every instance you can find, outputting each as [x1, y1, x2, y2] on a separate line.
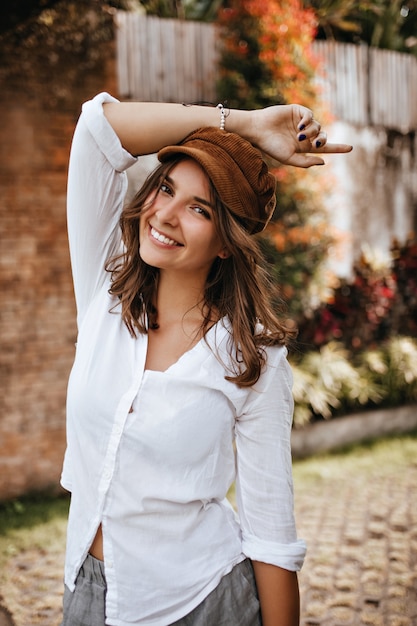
[106, 156, 296, 387]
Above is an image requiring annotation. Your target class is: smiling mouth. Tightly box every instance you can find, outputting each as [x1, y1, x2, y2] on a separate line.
[150, 226, 182, 247]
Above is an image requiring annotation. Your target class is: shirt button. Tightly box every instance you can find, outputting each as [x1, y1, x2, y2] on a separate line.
[103, 469, 111, 480]
[107, 560, 114, 569]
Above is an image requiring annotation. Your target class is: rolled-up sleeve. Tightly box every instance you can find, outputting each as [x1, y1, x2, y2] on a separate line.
[235, 347, 306, 571]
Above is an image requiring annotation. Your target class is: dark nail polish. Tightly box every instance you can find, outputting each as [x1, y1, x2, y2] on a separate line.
[316, 140, 322, 148]
[298, 134, 306, 141]
[299, 124, 305, 131]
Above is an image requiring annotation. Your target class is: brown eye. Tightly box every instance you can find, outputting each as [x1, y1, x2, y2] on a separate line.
[192, 206, 211, 219]
[159, 182, 173, 195]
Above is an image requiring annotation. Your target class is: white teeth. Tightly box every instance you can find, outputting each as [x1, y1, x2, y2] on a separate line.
[150, 227, 179, 246]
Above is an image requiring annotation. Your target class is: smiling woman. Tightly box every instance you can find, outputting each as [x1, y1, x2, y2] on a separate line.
[60, 91, 351, 626]
[138, 159, 225, 281]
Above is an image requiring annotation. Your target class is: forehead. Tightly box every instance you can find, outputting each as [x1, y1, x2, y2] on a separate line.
[166, 158, 212, 196]
[168, 157, 207, 177]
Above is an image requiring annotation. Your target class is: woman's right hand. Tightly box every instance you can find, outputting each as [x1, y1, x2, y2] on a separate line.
[247, 103, 352, 168]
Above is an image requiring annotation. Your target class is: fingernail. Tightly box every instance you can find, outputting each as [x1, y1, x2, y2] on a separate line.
[298, 134, 306, 141]
[316, 140, 322, 148]
[299, 124, 305, 131]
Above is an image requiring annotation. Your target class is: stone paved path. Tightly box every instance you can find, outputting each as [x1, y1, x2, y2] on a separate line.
[0, 436, 416, 625]
[295, 438, 417, 626]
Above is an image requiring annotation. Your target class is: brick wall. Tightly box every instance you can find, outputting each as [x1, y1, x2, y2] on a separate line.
[0, 47, 117, 501]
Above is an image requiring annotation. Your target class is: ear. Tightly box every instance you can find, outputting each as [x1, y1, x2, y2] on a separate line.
[217, 247, 231, 260]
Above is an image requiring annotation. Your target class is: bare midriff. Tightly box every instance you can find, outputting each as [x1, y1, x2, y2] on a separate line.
[89, 524, 104, 561]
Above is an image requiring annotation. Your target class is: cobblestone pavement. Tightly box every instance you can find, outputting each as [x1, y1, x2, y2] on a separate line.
[1, 436, 416, 626]
[295, 438, 417, 626]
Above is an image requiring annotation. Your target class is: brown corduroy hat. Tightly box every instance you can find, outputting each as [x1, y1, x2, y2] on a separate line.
[157, 127, 276, 234]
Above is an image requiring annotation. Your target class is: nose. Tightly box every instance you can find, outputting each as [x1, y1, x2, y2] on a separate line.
[154, 196, 181, 226]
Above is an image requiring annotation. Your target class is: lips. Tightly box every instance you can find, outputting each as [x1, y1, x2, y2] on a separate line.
[150, 226, 182, 247]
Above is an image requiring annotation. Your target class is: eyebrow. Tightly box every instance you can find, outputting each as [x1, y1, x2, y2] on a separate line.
[165, 174, 214, 210]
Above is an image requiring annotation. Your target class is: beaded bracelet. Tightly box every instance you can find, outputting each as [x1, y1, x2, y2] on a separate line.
[182, 101, 229, 130]
[216, 103, 228, 130]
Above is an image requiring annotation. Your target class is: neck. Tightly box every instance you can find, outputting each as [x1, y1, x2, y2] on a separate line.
[155, 270, 207, 328]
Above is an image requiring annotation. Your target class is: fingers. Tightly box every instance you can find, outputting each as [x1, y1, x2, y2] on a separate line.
[257, 103, 353, 168]
[319, 142, 353, 154]
[296, 107, 322, 139]
[298, 130, 327, 153]
[287, 153, 325, 168]
[296, 107, 314, 133]
[296, 109, 353, 162]
[288, 141, 353, 168]
[296, 107, 353, 155]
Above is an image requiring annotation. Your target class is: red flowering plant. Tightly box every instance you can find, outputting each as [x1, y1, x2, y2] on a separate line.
[291, 238, 417, 422]
[391, 236, 417, 338]
[258, 166, 338, 319]
[217, 0, 322, 110]
[296, 242, 417, 352]
[217, 0, 335, 323]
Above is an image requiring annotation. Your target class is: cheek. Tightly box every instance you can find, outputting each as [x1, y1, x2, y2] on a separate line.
[139, 209, 152, 237]
[138, 218, 146, 244]
[202, 236, 225, 262]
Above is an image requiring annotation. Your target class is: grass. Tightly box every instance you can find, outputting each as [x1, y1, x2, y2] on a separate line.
[0, 492, 69, 571]
[0, 492, 69, 536]
[293, 430, 417, 486]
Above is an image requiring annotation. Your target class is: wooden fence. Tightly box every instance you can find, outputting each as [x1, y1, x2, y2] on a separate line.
[115, 12, 417, 133]
[313, 41, 417, 133]
[115, 12, 219, 104]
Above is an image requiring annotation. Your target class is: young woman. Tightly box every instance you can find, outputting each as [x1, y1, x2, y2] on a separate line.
[61, 92, 351, 626]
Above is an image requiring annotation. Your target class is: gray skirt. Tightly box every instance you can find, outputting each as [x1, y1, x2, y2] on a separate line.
[61, 554, 261, 626]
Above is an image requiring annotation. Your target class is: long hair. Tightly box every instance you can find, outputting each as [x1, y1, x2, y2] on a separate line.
[106, 156, 296, 387]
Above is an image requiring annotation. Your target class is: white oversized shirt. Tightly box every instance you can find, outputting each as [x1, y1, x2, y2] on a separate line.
[62, 92, 306, 626]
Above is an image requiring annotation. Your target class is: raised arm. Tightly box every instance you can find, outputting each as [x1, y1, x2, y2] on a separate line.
[103, 100, 352, 168]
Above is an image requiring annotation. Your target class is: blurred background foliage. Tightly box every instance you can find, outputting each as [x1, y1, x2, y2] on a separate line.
[3, 0, 416, 48]
[304, 0, 417, 53]
[216, 0, 321, 109]
[1, 0, 416, 424]
[297, 238, 417, 351]
[291, 238, 417, 425]
[0, 1, 118, 105]
[215, 0, 334, 333]
[292, 335, 417, 426]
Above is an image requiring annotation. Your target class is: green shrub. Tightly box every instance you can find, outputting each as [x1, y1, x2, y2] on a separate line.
[363, 336, 417, 406]
[291, 336, 417, 426]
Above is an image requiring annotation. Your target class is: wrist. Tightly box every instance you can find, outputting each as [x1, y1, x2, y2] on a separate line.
[224, 108, 256, 143]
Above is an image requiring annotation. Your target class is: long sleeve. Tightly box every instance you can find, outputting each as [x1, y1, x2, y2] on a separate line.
[66, 92, 137, 330]
[235, 347, 306, 571]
